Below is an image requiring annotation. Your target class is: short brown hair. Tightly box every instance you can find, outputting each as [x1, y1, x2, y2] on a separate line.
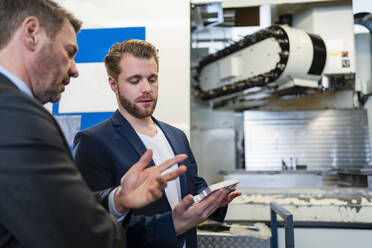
[0, 0, 82, 49]
[104, 39, 159, 81]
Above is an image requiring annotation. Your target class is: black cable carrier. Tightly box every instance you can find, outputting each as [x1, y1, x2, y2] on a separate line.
[195, 25, 290, 101]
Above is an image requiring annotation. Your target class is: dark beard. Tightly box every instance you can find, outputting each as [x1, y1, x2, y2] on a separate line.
[118, 92, 157, 119]
[30, 42, 61, 104]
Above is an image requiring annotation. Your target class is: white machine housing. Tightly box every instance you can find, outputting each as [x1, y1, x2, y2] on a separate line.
[197, 0, 356, 100]
[276, 25, 323, 88]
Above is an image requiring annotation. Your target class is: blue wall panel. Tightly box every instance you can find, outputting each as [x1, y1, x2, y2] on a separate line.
[75, 27, 146, 63]
[53, 27, 145, 149]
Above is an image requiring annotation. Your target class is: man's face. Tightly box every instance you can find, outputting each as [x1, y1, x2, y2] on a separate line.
[30, 21, 79, 104]
[114, 53, 158, 119]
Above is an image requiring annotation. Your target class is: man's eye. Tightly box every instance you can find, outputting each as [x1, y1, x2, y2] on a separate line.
[149, 77, 157, 83]
[129, 80, 139, 84]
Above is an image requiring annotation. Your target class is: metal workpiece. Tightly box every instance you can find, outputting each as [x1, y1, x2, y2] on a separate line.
[225, 188, 372, 226]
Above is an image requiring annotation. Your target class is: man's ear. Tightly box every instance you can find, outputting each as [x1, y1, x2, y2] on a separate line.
[109, 76, 118, 93]
[22, 17, 42, 51]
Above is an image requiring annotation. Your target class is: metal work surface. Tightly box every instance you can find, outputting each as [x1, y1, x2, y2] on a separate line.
[225, 187, 372, 224]
[198, 233, 269, 248]
[197, 223, 271, 248]
[223, 170, 325, 188]
[337, 167, 372, 187]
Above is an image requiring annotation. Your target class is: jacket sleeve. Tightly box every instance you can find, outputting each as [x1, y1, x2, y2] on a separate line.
[127, 212, 178, 248]
[0, 91, 128, 248]
[73, 128, 178, 248]
[74, 131, 116, 191]
[94, 189, 178, 248]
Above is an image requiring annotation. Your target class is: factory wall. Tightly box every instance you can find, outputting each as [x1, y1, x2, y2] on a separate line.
[191, 0, 372, 184]
[48, 0, 372, 182]
[49, 0, 191, 141]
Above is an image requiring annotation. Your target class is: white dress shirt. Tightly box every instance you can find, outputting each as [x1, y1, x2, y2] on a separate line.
[137, 125, 186, 247]
[137, 125, 182, 209]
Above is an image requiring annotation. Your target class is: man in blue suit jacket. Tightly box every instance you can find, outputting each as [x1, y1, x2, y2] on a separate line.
[73, 39, 240, 248]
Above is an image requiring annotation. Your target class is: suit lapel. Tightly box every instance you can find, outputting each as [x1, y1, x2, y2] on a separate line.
[111, 110, 155, 167]
[111, 111, 188, 205]
[155, 119, 188, 198]
[111, 111, 172, 209]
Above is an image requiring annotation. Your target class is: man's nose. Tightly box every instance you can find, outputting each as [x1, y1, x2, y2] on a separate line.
[69, 60, 79, 78]
[141, 79, 152, 93]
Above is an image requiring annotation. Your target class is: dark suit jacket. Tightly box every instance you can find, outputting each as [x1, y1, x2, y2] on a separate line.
[73, 110, 227, 248]
[0, 73, 130, 248]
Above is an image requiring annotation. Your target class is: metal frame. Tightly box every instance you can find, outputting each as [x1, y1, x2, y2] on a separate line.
[270, 201, 295, 248]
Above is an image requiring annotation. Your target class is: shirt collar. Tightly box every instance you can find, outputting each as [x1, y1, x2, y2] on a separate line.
[0, 65, 33, 97]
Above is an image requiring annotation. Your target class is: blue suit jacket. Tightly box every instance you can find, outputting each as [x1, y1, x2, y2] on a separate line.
[73, 110, 227, 248]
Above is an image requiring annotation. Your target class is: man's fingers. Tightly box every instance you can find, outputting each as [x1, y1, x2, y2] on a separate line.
[205, 190, 226, 215]
[175, 194, 194, 213]
[148, 180, 165, 200]
[148, 176, 167, 192]
[154, 176, 168, 190]
[131, 149, 153, 173]
[229, 192, 242, 200]
[200, 189, 227, 216]
[158, 154, 187, 173]
[162, 165, 187, 182]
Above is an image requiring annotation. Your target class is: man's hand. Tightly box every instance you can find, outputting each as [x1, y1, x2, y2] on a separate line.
[219, 188, 241, 208]
[172, 189, 228, 235]
[114, 149, 187, 213]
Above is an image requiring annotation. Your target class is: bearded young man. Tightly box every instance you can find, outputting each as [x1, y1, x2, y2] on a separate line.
[73, 39, 241, 248]
[0, 1, 190, 247]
